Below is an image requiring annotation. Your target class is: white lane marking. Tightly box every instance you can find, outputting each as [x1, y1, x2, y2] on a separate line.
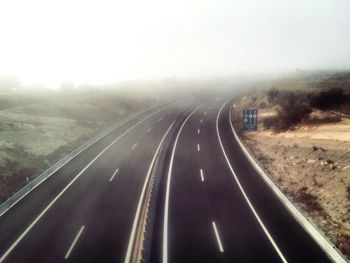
[197, 144, 200, 152]
[146, 128, 151, 133]
[124, 122, 175, 263]
[163, 104, 205, 263]
[131, 143, 138, 150]
[228, 103, 347, 263]
[200, 169, 204, 182]
[204, 112, 207, 116]
[197, 129, 200, 134]
[200, 119, 203, 123]
[0, 105, 172, 263]
[212, 222, 224, 253]
[216, 100, 288, 263]
[64, 225, 85, 260]
[158, 117, 163, 122]
[109, 168, 119, 182]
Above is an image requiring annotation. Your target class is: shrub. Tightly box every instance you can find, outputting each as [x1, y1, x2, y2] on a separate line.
[267, 88, 279, 103]
[310, 88, 350, 110]
[277, 102, 312, 130]
[295, 187, 323, 212]
[259, 101, 267, 109]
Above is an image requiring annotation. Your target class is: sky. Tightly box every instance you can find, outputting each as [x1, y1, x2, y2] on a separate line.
[0, 0, 349, 88]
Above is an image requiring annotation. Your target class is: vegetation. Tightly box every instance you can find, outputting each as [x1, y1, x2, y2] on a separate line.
[263, 86, 350, 131]
[310, 88, 350, 110]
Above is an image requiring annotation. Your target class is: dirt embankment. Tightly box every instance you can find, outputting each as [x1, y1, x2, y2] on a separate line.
[0, 87, 157, 203]
[232, 73, 350, 260]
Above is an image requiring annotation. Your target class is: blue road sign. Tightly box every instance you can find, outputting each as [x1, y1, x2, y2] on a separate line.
[243, 109, 258, 131]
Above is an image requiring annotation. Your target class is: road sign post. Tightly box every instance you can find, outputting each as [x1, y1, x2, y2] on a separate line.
[243, 109, 257, 131]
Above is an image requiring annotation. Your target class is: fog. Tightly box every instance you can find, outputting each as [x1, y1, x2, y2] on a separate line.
[0, 0, 349, 88]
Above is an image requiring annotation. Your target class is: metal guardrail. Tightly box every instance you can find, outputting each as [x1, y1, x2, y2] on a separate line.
[0, 105, 158, 217]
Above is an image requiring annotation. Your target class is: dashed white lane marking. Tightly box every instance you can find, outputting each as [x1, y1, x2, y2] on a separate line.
[197, 144, 200, 152]
[200, 169, 204, 182]
[197, 129, 200, 134]
[212, 222, 224, 253]
[158, 117, 163, 122]
[200, 119, 203, 123]
[109, 168, 119, 182]
[146, 128, 151, 133]
[131, 143, 138, 150]
[64, 225, 85, 259]
[204, 112, 207, 116]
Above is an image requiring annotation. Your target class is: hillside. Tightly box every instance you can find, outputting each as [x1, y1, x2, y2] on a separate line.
[0, 87, 157, 202]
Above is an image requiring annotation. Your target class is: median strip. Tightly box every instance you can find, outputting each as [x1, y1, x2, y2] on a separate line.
[124, 122, 175, 263]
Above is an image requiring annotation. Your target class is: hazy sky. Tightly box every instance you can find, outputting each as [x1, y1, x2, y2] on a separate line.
[0, 0, 349, 87]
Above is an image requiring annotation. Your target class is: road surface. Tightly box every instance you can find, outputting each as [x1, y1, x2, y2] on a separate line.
[0, 92, 338, 263]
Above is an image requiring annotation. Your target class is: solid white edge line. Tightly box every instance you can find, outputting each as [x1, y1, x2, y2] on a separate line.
[109, 168, 119, 182]
[212, 221, 224, 253]
[216, 99, 288, 263]
[163, 103, 205, 263]
[200, 169, 204, 182]
[64, 225, 85, 260]
[197, 144, 200, 152]
[0, 104, 173, 263]
[228, 102, 348, 263]
[124, 121, 175, 263]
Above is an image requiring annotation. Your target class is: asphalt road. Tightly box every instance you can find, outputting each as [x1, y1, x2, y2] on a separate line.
[0, 92, 339, 263]
[149, 95, 334, 263]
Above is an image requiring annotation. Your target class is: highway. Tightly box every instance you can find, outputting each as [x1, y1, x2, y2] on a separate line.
[0, 92, 341, 263]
